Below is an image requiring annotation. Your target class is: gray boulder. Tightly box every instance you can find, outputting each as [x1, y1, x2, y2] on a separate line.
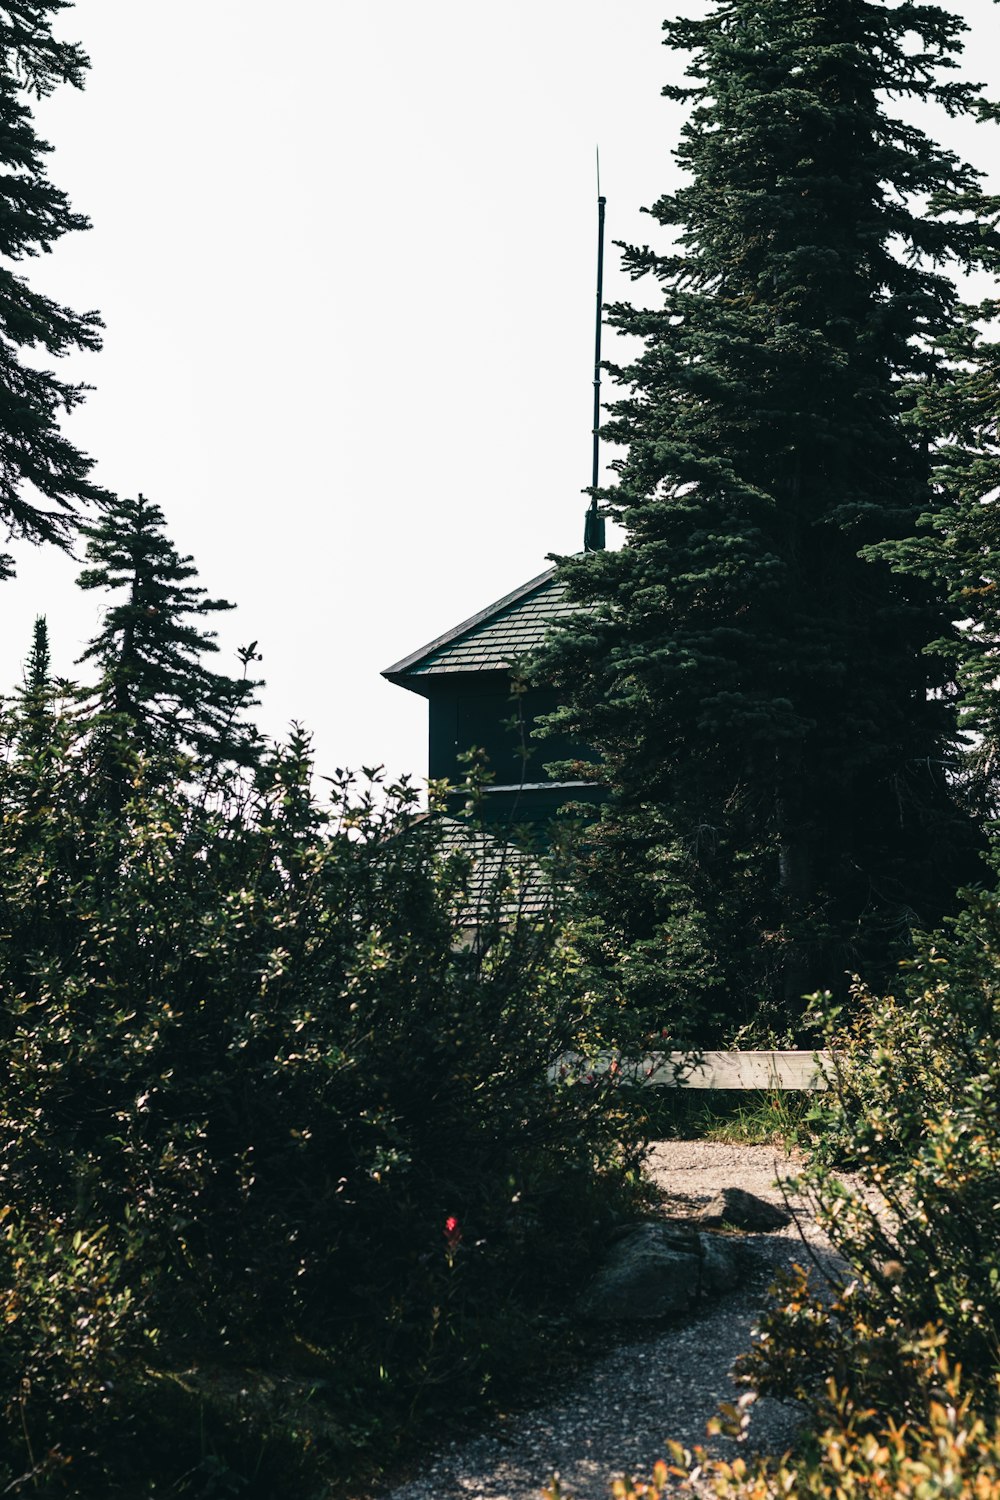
[698, 1228, 746, 1293]
[578, 1222, 745, 1321]
[699, 1186, 792, 1232]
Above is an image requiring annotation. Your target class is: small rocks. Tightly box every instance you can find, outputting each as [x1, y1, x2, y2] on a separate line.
[578, 1222, 745, 1322]
[699, 1186, 792, 1232]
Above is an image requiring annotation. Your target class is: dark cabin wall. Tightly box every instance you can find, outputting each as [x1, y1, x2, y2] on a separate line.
[426, 670, 596, 791]
[384, 568, 603, 835]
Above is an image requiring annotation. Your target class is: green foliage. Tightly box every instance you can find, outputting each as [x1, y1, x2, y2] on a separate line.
[641, 1088, 811, 1147]
[549, 888, 1000, 1500]
[718, 1364, 1000, 1500]
[871, 299, 1000, 803]
[0, 0, 104, 569]
[0, 706, 642, 1493]
[0, 1211, 150, 1494]
[14, 615, 55, 755]
[537, 0, 995, 1034]
[76, 493, 262, 775]
[736, 892, 1000, 1428]
[549, 1356, 1000, 1500]
[546, 895, 1000, 1500]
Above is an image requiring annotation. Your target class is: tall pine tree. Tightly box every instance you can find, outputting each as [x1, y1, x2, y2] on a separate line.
[0, 2, 103, 574]
[76, 494, 262, 778]
[538, 0, 997, 1037]
[873, 297, 1000, 807]
[15, 612, 53, 753]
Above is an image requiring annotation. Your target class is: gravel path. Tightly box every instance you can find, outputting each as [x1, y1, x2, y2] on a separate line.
[378, 1141, 845, 1500]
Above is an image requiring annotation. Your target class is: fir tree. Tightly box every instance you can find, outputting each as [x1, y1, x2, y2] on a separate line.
[538, 0, 997, 1034]
[0, 2, 103, 574]
[76, 494, 262, 775]
[872, 299, 1000, 804]
[15, 612, 53, 752]
[6, 613, 79, 853]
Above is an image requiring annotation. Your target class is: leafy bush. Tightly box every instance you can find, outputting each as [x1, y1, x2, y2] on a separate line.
[735, 894, 1000, 1421]
[549, 889, 1000, 1500]
[809, 892, 1000, 1173]
[545, 1352, 1000, 1500]
[0, 1211, 151, 1493]
[0, 715, 643, 1492]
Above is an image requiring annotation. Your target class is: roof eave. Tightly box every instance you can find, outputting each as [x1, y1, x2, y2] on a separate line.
[381, 565, 557, 681]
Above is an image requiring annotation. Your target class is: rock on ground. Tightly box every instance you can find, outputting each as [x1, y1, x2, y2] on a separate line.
[578, 1222, 746, 1321]
[699, 1186, 793, 1232]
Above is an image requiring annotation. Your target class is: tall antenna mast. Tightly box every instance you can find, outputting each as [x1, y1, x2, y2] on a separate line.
[585, 150, 607, 553]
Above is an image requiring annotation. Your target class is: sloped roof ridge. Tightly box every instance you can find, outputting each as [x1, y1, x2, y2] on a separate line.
[382, 564, 560, 680]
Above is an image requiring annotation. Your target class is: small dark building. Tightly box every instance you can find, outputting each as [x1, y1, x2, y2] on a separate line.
[382, 564, 600, 830]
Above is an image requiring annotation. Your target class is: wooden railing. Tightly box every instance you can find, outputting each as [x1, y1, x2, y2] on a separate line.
[554, 1050, 832, 1090]
[660, 1050, 830, 1089]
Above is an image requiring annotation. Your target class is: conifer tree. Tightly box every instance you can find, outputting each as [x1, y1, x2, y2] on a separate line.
[539, 0, 997, 1034]
[0, 2, 103, 574]
[874, 300, 1000, 804]
[15, 612, 53, 753]
[6, 614, 79, 852]
[76, 494, 262, 774]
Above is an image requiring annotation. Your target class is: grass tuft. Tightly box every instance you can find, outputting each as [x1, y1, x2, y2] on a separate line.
[638, 1087, 817, 1145]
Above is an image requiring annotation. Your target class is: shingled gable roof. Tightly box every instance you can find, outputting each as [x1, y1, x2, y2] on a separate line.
[382, 565, 577, 684]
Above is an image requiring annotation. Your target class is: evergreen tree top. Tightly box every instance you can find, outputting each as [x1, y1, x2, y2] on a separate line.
[22, 610, 48, 681]
[0, 0, 102, 569]
[537, 0, 994, 1025]
[14, 611, 52, 753]
[77, 493, 263, 768]
[618, 0, 999, 325]
[589, 0, 1000, 552]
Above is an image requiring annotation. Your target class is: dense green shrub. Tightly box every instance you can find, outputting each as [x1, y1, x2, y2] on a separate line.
[725, 890, 1000, 1431]
[0, 714, 642, 1493]
[0, 1211, 149, 1492]
[545, 895, 1000, 1500]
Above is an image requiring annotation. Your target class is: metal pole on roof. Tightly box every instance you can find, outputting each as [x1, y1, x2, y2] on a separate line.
[585, 150, 607, 553]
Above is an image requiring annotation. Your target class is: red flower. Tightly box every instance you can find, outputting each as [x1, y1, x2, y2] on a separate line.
[443, 1216, 462, 1263]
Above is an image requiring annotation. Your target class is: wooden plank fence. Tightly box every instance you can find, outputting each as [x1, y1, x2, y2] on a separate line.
[554, 1050, 833, 1090]
[665, 1050, 830, 1090]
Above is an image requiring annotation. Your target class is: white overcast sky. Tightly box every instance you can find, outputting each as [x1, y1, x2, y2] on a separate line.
[3, 0, 999, 783]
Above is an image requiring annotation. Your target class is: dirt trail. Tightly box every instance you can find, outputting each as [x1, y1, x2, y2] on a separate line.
[377, 1141, 841, 1500]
